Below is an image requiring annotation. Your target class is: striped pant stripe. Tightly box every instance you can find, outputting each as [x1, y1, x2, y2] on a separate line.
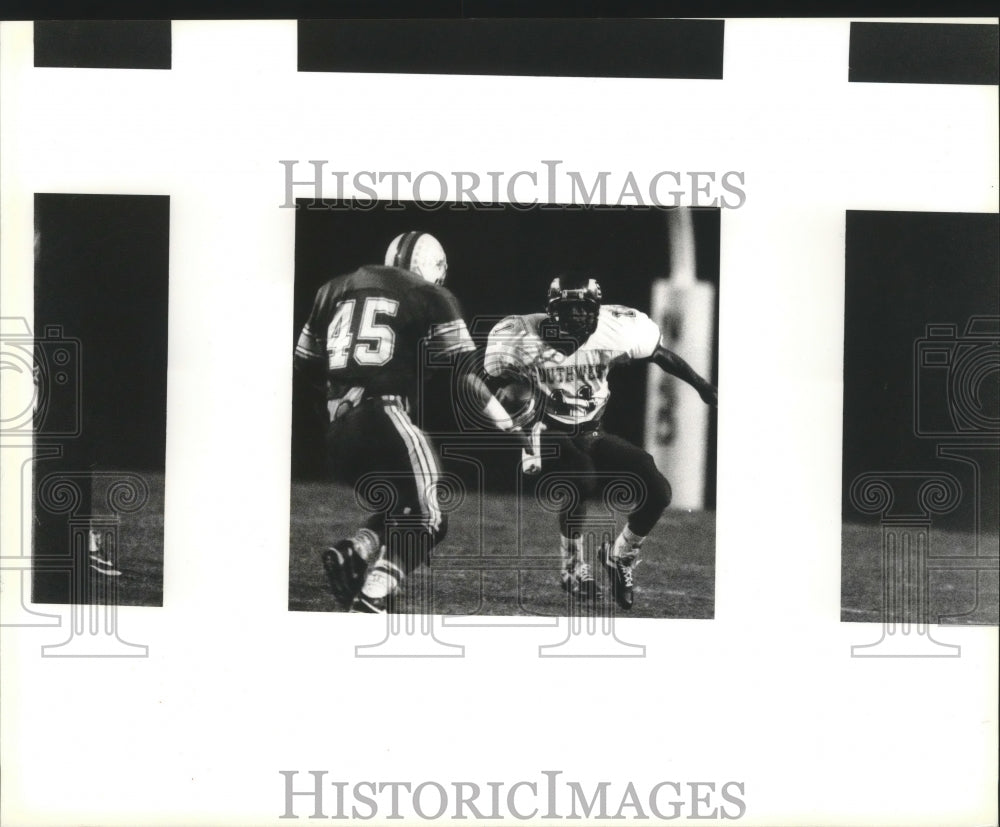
[384, 405, 442, 532]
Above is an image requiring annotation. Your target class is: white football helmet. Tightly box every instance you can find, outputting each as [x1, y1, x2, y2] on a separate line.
[384, 231, 448, 285]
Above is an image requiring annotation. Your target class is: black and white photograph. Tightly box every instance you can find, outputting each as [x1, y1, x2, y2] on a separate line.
[1, 12, 997, 827]
[31, 193, 169, 608]
[841, 210, 999, 628]
[289, 203, 719, 617]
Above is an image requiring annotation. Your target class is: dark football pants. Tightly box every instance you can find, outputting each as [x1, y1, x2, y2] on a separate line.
[325, 399, 447, 573]
[539, 425, 672, 539]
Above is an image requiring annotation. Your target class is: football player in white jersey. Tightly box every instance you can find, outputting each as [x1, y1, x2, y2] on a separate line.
[484, 275, 717, 609]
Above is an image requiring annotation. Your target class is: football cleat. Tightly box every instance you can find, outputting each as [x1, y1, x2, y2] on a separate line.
[560, 564, 580, 595]
[561, 558, 601, 600]
[575, 561, 600, 600]
[88, 529, 122, 575]
[351, 593, 391, 614]
[601, 542, 638, 610]
[320, 540, 370, 609]
[351, 561, 402, 614]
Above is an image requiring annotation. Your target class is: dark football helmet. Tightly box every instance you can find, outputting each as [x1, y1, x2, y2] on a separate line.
[546, 275, 602, 338]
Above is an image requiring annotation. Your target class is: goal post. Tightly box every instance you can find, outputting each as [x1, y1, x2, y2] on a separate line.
[644, 208, 715, 511]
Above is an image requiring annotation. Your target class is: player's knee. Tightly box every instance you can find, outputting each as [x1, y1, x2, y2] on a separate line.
[640, 459, 671, 512]
[651, 473, 672, 511]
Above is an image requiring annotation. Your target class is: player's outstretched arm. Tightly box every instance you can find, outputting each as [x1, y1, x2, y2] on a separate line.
[650, 343, 718, 406]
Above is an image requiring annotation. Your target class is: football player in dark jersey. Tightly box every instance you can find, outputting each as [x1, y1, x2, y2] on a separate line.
[296, 232, 524, 612]
[485, 275, 717, 609]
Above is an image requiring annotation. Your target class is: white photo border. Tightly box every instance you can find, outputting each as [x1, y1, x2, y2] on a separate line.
[1, 17, 997, 827]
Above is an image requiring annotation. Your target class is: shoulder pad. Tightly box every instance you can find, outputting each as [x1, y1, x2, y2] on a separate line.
[491, 315, 530, 336]
[602, 304, 639, 319]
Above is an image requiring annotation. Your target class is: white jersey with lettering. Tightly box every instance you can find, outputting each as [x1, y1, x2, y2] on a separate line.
[484, 305, 661, 426]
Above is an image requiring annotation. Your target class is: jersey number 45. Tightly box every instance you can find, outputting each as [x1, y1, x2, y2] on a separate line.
[326, 297, 399, 369]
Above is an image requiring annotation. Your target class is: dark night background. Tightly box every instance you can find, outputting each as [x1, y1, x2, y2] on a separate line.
[842, 211, 999, 531]
[34, 194, 170, 471]
[291, 203, 720, 505]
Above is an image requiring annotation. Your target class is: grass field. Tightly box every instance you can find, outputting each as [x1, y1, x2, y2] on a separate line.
[54, 470, 998, 625]
[73, 470, 165, 607]
[289, 480, 716, 618]
[842, 522, 999, 625]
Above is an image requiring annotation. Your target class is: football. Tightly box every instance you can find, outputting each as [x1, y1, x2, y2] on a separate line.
[495, 379, 539, 427]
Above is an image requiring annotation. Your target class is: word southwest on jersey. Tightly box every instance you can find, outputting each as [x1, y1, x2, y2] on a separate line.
[279, 161, 747, 209]
[539, 362, 610, 384]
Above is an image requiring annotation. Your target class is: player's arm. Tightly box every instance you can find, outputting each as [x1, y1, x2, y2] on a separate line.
[611, 307, 719, 405]
[292, 290, 333, 434]
[461, 369, 514, 431]
[293, 291, 328, 395]
[649, 342, 718, 407]
[618, 307, 717, 407]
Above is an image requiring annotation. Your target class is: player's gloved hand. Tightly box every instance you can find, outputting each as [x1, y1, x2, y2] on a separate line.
[699, 384, 718, 407]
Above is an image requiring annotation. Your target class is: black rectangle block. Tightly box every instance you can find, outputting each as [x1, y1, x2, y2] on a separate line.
[298, 18, 724, 79]
[850, 22, 998, 85]
[34, 20, 171, 69]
